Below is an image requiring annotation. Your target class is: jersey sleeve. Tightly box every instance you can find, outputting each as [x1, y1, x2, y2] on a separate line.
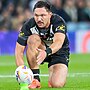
[17, 22, 31, 46]
[54, 17, 67, 34]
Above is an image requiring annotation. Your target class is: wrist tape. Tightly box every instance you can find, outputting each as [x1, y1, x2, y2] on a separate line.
[45, 47, 52, 56]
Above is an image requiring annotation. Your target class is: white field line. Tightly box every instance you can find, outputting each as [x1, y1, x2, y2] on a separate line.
[0, 73, 90, 78]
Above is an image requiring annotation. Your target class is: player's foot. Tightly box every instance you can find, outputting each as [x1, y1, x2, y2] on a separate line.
[48, 81, 52, 88]
[20, 83, 29, 90]
[28, 79, 41, 89]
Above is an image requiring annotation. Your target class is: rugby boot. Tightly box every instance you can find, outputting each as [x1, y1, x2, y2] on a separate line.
[28, 79, 41, 89]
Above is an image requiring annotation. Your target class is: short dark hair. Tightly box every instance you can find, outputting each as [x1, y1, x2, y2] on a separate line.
[33, 1, 51, 11]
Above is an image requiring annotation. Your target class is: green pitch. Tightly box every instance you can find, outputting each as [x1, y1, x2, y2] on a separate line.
[0, 54, 90, 90]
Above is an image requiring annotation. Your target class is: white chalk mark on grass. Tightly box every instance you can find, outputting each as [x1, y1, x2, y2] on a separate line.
[0, 73, 90, 78]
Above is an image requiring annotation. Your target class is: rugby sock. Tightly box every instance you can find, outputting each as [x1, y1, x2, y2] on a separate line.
[31, 69, 40, 82]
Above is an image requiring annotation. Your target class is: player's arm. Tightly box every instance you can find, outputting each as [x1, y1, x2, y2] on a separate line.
[46, 17, 67, 56]
[36, 33, 65, 65]
[49, 32, 65, 54]
[15, 20, 31, 67]
[15, 42, 26, 66]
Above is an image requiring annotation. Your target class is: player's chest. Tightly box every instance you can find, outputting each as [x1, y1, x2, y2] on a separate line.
[30, 24, 55, 41]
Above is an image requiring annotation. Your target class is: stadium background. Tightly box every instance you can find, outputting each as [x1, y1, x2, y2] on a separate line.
[0, 0, 90, 90]
[0, 0, 90, 54]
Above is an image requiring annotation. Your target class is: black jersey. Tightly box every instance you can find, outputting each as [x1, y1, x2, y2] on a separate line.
[17, 14, 69, 51]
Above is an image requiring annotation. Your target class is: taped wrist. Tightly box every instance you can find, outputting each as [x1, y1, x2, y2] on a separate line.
[45, 47, 52, 56]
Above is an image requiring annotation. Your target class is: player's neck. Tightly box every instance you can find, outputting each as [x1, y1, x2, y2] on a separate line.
[46, 22, 50, 28]
[46, 14, 52, 28]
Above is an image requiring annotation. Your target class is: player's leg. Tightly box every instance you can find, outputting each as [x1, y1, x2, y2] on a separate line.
[26, 34, 41, 69]
[49, 63, 68, 88]
[26, 34, 46, 69]
[26, 34, 46, 88]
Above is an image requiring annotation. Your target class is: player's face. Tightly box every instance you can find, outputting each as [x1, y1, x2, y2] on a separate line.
[34, 7, 52, 28]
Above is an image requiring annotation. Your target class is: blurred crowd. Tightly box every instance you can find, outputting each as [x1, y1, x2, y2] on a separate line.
[0, 0, 90, 31]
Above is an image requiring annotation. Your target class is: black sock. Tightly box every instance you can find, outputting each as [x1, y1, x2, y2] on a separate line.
[31, 69, 40, 82]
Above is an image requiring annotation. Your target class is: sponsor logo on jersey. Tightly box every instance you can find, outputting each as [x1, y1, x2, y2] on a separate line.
[57, 25, 65, 31]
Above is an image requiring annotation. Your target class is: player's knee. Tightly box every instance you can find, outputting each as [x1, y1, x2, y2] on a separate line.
[27, 34, 41, 47]
[51, 81, 65, 88]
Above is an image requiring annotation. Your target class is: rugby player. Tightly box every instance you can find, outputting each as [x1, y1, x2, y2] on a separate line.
[15, 1, 70, 89]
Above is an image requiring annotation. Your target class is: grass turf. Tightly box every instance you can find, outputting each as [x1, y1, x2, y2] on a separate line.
[0, 54, 90, 90]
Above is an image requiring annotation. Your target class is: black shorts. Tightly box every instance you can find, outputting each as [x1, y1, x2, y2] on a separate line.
[42, 49, 70, 68]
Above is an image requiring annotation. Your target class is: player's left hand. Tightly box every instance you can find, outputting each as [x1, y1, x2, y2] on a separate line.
[36, 48, 47, 65]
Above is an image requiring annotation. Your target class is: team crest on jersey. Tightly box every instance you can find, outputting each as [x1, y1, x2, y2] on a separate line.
[57, 25, 65, 31]
[19, 31, 24, 37]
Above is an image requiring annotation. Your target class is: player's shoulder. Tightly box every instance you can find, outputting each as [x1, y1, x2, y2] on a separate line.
[51, 14, 66, 25]
[23, 17, 36, 28]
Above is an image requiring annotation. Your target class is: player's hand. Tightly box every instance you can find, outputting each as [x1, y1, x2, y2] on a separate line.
[36, 48, 47, 65]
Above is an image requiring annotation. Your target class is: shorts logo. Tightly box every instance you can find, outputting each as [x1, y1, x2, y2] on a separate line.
[57, 25, 65, 31]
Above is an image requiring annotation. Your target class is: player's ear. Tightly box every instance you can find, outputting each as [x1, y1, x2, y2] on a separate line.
[49, 12, 52, 15]
[49, 12, 52, 17]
